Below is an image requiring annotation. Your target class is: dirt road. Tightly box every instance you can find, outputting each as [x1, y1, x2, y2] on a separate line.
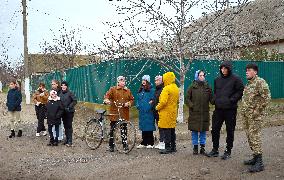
[0, 93, 283, 180]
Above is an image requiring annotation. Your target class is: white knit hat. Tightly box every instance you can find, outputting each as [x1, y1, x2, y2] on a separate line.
[142, 75, 150, 82]
[117, 76, 125, 82]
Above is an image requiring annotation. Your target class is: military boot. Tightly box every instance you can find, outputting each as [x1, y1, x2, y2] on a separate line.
[244, 154, 257, 165]
[248, 154, 264, 173]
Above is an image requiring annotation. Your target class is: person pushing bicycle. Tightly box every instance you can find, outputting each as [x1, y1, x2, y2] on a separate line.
[103, 76, 134, 152]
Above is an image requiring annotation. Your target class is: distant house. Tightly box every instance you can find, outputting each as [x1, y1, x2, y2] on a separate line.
[28, 54, 101, 74]
[183, 0, 284, 60]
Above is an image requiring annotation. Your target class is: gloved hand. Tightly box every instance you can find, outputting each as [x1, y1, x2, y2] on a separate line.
[103, 99, 111, 105]
[124, 102, 131, 107]
[36, 102, 41, 106]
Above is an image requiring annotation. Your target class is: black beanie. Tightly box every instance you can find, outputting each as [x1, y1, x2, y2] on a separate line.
[61, 81, 68, 87]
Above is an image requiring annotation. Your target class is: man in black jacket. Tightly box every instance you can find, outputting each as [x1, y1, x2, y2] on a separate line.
[206, 61, 244, 160]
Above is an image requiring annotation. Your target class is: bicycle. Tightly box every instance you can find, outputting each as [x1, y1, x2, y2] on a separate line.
[84, 101, 136, 154]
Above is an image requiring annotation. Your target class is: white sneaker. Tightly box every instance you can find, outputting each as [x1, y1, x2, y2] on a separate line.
[42, 131, 47, 136]
[154, 142, 162, 149]
[136, 144, 146, 149]
[159, 142, 165, 150]
[36, 133, 40, 137]
[146, 145, 154, 149]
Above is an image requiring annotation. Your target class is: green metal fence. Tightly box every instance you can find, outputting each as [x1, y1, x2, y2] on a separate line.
[30, 59, 284, 102]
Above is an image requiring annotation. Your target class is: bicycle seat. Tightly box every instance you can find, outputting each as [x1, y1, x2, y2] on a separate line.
[96, 109, 106, 115]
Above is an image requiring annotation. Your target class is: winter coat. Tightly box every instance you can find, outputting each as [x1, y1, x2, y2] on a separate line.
[104, 86, 134, 121]
[6, 88, 22, 111]
[156, 72, 179, 128]
[59, 89, 77, 113]
[137, 86, 156, 131]
[46, 97, 64, 125]
[153, 83, 164, 120]
[213, 61, 244, 109]
[32, 89, 49, 105]
[185, 81, 213, 131]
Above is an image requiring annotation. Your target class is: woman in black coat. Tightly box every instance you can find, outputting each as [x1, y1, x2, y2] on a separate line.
[58, 81, 77, 147]
[46, 90, 64, 146]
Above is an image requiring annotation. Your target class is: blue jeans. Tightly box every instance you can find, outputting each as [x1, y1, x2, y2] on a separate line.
[191, 131, 206, 146]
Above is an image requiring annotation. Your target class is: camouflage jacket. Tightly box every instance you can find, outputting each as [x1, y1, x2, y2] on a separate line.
[241, 75, 271, 116]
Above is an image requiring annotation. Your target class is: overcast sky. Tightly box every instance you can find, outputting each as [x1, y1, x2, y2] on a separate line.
[0, 0, 119, 66]
[0, 0, 247, 66]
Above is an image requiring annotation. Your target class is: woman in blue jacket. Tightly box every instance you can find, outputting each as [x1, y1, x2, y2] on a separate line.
[136, 75, 156, 149]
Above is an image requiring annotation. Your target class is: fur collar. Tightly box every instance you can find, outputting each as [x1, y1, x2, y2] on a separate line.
[48, 96, 60, 101]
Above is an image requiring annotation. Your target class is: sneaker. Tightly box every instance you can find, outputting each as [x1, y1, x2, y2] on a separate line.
[159, 142, 165, 150]
[146, 145, 154, 149]
[36, 133, 40, 137]
[42, 131, 47, 136]
[221, 150, 231, 160]
[136, 144, 146, 149]
[206, 149, 219, 157]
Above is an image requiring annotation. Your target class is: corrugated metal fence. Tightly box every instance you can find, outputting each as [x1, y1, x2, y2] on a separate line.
[30, 59, 284, 102]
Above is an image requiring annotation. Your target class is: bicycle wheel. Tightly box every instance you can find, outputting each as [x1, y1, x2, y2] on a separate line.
[113, 120, 136, 154]
[85, 119, 103, 150]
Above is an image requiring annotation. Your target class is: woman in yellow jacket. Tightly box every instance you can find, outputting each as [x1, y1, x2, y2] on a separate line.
[156, 72, 179, 154]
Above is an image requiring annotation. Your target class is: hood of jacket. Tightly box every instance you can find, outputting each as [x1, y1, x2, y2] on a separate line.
[163, 72, 176, 86]
[220, 61, 232, 77]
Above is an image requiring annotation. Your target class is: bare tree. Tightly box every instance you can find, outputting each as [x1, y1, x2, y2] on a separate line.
[100, 0, 250, 122]
[39, 24, 84, 71]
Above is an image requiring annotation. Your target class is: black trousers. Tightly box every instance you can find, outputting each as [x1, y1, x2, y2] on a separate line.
[141, 131, 154, 146]
[109, 121, 128, 147]
[48, 124, 59, 139]
[160, 128, 176, 146]
[35, 105, 46, 133]
[62, 112, 74, 144]
[211, 109, 237, 150]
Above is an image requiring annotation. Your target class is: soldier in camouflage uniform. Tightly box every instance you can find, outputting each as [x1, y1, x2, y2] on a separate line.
[241, 63, 271, 173]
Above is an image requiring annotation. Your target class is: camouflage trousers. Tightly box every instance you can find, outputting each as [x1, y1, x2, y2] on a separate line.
[243, 115, 263, 155]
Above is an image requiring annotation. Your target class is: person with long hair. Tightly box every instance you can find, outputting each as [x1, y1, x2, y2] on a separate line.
[136, 75, 156, 149]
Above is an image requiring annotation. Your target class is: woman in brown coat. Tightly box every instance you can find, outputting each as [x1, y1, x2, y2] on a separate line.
[185, 70, 213, 155]
[33, 82, 49, 137]
[104, 76, 134, 152]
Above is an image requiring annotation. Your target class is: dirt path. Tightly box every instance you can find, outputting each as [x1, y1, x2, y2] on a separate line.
[0, 93, 284, 180]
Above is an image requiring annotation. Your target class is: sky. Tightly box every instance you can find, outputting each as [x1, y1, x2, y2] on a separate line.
[0, 0, 247, 66]
[0, 0, 119, 66]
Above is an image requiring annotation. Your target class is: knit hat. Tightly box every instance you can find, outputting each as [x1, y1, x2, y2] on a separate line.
[117, 76, 125, 82]
[155, 75, 163, 82]
[142, 75, 150, 82]
[50, 90, 57, 96]
[61, 81, 68, 87]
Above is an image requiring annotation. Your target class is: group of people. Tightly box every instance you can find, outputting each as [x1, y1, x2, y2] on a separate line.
[6, 80, 77, 147]
[5, 61, 271, 173]
[184, 62, 270, 173]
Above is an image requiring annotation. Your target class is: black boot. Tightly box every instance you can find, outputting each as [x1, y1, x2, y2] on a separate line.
[17, 130, 22, 137]
[244, 154, 257, 165]
[53, 138, 58, 146]
[9, 130, 15, 138]
[248, 154, 264, 173]
[200, 144, 205, 155]
[47, 138, 54, 146]
[206, 148, 219, 157]
[160, 143, 172, 154]
[221, 149, 231, 160]
[109, 137, 115, 152]
[193, 145, 198, 155]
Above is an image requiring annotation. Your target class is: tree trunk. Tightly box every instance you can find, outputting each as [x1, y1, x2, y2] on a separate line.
[177, 70, 185, 123]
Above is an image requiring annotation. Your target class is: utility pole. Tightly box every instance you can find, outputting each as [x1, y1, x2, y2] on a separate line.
[22, 0, 30, 104]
